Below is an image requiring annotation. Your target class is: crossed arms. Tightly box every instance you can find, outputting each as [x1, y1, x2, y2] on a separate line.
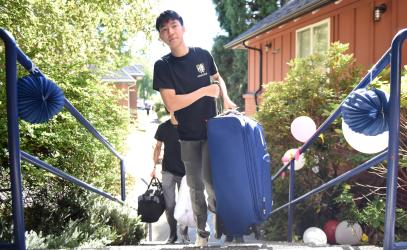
[159, 73, 237, 112]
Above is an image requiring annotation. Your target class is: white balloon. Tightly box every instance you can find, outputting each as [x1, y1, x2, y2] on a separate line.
[282, 149, 306, 170]
[303, 227, 327, 246]
[291, 116, 317, 143]
[342, 119, 388, 154]
[335, 221, 363, 245]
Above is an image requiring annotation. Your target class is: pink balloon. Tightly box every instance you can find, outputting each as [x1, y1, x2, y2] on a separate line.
[291, 116, 317, 143]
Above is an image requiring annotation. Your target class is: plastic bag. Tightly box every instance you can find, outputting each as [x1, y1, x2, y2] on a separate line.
[174, 176, 195, 227]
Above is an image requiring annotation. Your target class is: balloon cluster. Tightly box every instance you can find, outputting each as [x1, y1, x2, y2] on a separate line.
[281, 116, 317, 171]
[303, 220, 364, 246]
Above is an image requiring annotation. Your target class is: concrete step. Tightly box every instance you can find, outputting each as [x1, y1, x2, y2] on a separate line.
[100, 242, 382, 250]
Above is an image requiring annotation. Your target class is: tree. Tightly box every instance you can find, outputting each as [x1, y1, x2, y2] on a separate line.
[138, 71, 154, 100]
[211, 0, 282, 109]
[0, 0, 154, 246]
[130, 56, 155, 101]
[212, 35, 247, 108]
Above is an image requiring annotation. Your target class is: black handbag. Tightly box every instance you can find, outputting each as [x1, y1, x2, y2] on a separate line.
[137, 177, 166, 223]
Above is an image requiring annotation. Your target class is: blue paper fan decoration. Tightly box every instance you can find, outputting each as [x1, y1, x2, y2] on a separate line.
[17, 74, 65, 124]
[341, 88, 389, 136]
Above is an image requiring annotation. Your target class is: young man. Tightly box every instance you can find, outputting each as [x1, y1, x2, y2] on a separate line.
[153, 10, 237, 247]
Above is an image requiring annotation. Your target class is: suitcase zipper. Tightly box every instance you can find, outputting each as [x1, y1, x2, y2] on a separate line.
[259, 126, 270, 219]
[249, 122, 269, 220]
[242, 117, 262, 221]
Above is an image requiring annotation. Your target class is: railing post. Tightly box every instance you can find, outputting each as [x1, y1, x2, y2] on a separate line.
[383, 29, 407, 250]
[2, 29, 27, 250]
[287, 160, 295, 242]
[148, 223, 152, 241]
[120, 159, 126, 201]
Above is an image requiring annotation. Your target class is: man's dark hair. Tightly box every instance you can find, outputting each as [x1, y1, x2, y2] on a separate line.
[155, 10, 183, 31]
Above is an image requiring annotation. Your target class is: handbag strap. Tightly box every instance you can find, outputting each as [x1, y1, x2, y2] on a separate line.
[147, 177, 163, 191]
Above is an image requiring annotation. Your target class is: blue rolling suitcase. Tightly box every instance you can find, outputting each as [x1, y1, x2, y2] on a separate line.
[207, 112, 272, 236]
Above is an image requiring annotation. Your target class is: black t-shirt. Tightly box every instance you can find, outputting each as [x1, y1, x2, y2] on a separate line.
[153, 47, 218, 140]
[154, 119, 185, 177]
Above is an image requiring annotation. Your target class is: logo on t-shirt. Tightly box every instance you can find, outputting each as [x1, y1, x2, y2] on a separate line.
[196, 63, 208, 78]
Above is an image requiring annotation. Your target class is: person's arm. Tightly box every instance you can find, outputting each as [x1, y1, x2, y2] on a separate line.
[159, 84, 220, 112]
[211, 73, 237, 110]
[151, 140, 163, 177]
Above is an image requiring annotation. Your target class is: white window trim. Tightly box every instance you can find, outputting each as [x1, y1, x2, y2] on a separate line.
[295, 18, 330, 57]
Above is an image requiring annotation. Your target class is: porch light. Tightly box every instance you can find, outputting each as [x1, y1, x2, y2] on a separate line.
[373, 3, 387, 22]
[265, 43, 272, 52]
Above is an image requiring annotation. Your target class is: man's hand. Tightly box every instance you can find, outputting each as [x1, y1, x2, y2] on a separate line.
[224, 98, 238, 110]
[211, 73, 237, 110]
[150, 166, 157, 178]
[205, 84, 221, 98]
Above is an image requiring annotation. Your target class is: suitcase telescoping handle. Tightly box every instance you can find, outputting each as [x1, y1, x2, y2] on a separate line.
[212, 80, 223, 115]
[219, 109, 242, 117]
[147, 177, 163, 190]
[212, 80, 241, 116]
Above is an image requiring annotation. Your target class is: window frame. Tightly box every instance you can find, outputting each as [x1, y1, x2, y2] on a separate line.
[295, 18, 330, 58]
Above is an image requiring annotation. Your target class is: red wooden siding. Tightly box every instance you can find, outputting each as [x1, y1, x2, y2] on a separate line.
[129, 85, 138, 118]
[354, 3, 372, 67]
[243, 0, 407, 116]
[282, 32, 292, 78]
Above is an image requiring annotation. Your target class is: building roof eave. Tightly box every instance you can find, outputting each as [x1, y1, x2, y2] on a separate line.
[101, 65, 145, 83]
[224, 0, 334, 49]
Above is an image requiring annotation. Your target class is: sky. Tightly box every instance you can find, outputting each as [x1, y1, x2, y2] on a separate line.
[130, 0, 225, 65]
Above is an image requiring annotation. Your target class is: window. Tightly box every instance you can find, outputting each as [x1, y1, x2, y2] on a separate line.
[296, 19, 330, 58]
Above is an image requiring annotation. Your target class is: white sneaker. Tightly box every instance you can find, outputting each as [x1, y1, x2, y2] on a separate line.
[195, 234, 208, 247]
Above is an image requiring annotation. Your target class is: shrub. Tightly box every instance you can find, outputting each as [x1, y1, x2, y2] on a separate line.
[25, 193, 145, 248]
[258, 42, 407, 244]
[257, 42, 363, 240]
[334, 184, 407, 244]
